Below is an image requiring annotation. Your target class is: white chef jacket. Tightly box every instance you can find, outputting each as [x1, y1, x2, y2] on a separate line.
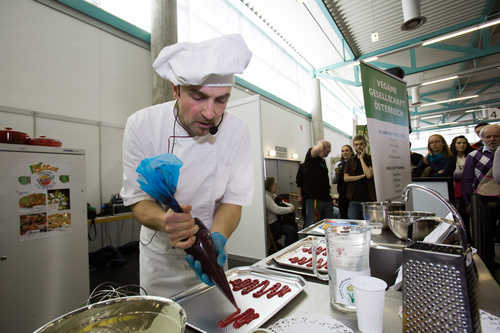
[120, 100, 254, 298]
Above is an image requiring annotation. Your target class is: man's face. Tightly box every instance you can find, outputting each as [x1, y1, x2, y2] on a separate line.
[174, 85, 232, 136]
[482, 125, 500, 151]
[353, 140, 366, 154]
[475, 125, 486, 139]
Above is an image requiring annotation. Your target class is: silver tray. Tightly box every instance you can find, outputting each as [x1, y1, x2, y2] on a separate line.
[273, 238, 328, 274]
[297, 219, 367, 236]
[262, 236, 327, 278]
[170, 266, 306, 333]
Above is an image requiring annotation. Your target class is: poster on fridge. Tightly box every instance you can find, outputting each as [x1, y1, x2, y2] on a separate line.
[18, 160, 73, 241]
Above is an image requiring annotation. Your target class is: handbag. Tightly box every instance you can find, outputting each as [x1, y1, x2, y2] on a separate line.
[475, 169, 500, 197]
[274, 196, 296, 225]
[402, 217, 481, 332]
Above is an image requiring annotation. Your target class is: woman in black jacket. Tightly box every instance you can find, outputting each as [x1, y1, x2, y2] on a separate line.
[332, 145, 354, 219]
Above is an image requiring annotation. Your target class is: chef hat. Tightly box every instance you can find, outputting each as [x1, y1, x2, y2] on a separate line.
[153, 34, 252, 86]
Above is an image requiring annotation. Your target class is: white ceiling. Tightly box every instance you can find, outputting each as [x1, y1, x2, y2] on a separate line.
[239, 0, 500, 131]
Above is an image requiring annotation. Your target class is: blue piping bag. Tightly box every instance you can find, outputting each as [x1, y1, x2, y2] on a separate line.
[136, 153, 183, 213]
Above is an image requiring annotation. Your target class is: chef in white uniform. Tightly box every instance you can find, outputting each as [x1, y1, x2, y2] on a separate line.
[120, 34, 254, 298]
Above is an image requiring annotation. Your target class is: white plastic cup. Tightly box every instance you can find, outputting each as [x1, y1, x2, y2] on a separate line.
[352, 276, 387, 333]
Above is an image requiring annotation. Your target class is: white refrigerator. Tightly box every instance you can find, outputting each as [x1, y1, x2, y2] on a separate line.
[0, 143, 89, 333]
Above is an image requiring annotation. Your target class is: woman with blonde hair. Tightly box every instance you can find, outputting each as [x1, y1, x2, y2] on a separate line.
[421, 134, 457, 177]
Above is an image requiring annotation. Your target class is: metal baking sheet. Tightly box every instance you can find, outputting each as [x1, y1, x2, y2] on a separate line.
[261, 236, 327, 278]
[170, 266, 306, 333]
[273, 237, 328, 273]
[298, 219, 367, 236]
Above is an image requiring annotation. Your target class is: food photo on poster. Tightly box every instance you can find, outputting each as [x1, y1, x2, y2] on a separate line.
[17, 160, 73, 241]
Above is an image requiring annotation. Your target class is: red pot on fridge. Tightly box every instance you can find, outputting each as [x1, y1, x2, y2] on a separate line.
[0, 127, 28, 144]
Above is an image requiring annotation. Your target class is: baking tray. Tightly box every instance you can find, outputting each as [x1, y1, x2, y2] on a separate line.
[273, 237, 328, 273]
[262, 236, 328, 278]
[298, 219, 367, 236]
[170, 266, 306, 333]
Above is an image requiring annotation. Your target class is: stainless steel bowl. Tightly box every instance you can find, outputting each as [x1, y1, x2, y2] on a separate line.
[362, 201, 406, 229]
[387, 211, 438, 240]
[33, 296, 186, 333]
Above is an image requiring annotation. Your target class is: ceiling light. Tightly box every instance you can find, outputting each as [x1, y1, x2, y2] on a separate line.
[420, 115, 442, 120]
[439, 121, 458, 127]
[364, 56, 378, 62]
[346, 61, 360, 68]
[422, 18, 500, 46]
[420, 95, 479, 107]
[420, 124, 439, 129]
[401, 0, 426, 31]
[421, 76, 458, 86]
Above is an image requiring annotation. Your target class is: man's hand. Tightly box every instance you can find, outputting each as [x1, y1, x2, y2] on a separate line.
[211, 232, 227, 267]
[131, 201, 198, 249]
[357, 146, 366, 160]
[185, 232, 227, 286]
[164, 204, 198, 249]
[185, 254, 213, 286]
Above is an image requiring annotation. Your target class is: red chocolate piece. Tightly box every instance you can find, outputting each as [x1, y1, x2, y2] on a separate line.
[277, 285, 292, 297]
[288, 256, 300, 263]
[218, 308, 241, 328]
[233, 308, 260, 329]
[218, 308, 260, 329]
[241, 279, 261, 295]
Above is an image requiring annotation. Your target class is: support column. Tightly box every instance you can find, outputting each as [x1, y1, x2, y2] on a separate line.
[151, 0, 177, 105]
[310, 78, 324, 144]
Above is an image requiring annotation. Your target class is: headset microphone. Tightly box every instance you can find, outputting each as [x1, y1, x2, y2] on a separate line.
[209, 113, 224, 135]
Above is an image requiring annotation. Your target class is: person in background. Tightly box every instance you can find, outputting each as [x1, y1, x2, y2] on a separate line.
[120, 34, 253, 298]
[410, 141, 425, 178]
[344, 135, 376, 219]
[421, 134, 456, 177]
[493, 146, 500, 183]
[332, 145, 354, 219]
[264, 176, 298, 247]
[295, 162, 307, 220]
[471, 122, 489, 150]
[450, 135, 474, 242]
[461, 124, 500, 274]
[301, 140, 334, 228]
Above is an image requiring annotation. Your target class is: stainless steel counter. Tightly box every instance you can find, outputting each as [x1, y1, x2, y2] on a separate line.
[185, 229, 500, 332]
[251, 229, 500, 332]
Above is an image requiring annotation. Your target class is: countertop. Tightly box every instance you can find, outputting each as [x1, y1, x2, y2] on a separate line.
[185, 227, 499, 332]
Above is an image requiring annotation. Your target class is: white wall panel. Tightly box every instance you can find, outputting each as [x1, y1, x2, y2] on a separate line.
[100, 32, 152, 125]
[100, 126, 125, 204]
[261, 101, 312, 161]
[0, 0, 101, 118]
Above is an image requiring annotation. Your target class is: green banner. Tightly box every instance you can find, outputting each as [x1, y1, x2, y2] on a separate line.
[360, 63, 409, 126]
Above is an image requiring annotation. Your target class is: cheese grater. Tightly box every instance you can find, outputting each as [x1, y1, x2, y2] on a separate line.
[402, 217, 481, 332]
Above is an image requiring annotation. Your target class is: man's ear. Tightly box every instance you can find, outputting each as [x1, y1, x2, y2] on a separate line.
[172, 83, 180, 99]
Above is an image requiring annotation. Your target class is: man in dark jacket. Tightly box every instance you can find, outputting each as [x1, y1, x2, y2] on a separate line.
[344, 135, 376, 219]
[301, 140, 334, 228]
